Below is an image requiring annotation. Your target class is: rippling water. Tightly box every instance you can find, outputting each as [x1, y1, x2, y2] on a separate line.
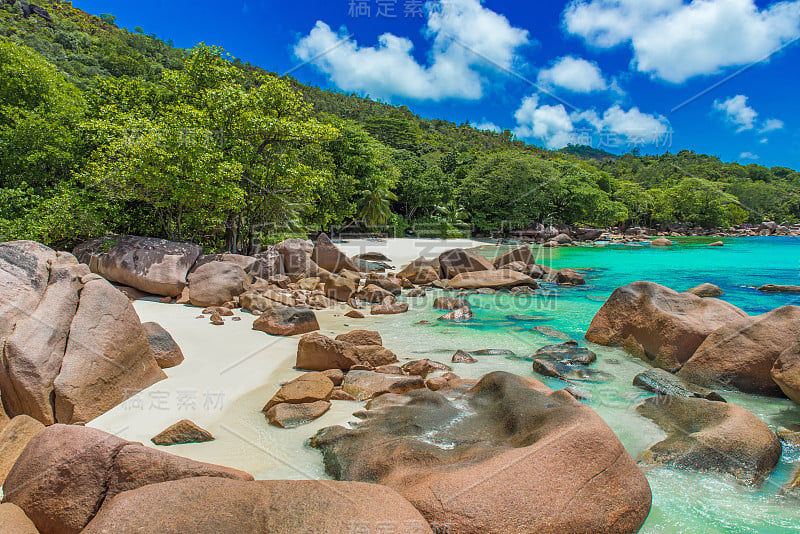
[374, 236, 800, 533]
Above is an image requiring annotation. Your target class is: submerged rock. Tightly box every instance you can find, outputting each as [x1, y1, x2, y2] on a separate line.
[433, 296, 470, 310]
[532, 359, 612, 383]
[636, 396, 781, 486]
[438, 306, 473, 322]
[469, 349, 516, 356]
[633, 368, 726, 402]
[448, 270, 538, 290]
[310, 372, 652, 534]
[586, 281, 747, 370]
[758, 284, 800, 294]
[342, 371, 425, 401]
[533, 341, 596, 365]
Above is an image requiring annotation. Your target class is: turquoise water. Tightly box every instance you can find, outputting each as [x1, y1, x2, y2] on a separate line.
[374, 237, 800, 533]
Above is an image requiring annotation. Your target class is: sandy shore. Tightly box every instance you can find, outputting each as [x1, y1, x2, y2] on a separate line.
[89, 299, 389, 479]
[88, 238, 492, 478]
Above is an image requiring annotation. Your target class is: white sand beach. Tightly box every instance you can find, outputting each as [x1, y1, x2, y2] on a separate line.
[336, 237, 493, 268]
[88, 239, 495, 479]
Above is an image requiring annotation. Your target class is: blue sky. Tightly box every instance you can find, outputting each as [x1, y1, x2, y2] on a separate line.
[72, 1, 800, 168]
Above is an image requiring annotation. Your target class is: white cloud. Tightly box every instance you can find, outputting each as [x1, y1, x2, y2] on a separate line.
[513, 95, 575, 149]
[760, 118, 785, 133]
[740, 151, 760, 160]
[537, 56, 608, 93]
[564, 0, 800, 83]
[294, 0, 529, 101]
[513, 95, 670, 149]
[473, 121, 501, 132]
[714, 95, 758, 131]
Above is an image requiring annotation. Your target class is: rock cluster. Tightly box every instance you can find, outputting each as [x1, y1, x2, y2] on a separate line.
[0, 241, 166, 425]
[588, 281, 800, 404]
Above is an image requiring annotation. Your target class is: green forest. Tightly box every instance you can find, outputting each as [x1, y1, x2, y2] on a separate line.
[2, 0, 799, 252]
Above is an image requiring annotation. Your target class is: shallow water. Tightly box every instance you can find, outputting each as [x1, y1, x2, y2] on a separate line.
[372, 237, 800, 533]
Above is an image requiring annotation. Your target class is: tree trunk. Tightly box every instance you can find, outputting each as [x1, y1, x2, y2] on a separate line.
[224, 214, 238, 253]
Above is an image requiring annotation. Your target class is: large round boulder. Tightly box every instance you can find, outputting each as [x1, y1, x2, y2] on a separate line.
[81, 478, 432, 534]
[637, 395, 781, 485]
[772, 341, 800, 404]
[53, 276, 166, 424]
[448, 270, 538, 290]
[492, 244, 535, 269]
[187, 262, 250, 308]
[678, 306, 800, 395]
[3, 424, 253, 534]
[0, 243, 166, 425]
[295, 333, 359, 371]
[586, 281, 747, 371]
[310, 233, 359, 273]
[73, 235, 201, 297]
[311, 371, 652, 533]
[437, 249, 494, 279]
[397, 258, 440, 285]
[253, 307, 320, 337]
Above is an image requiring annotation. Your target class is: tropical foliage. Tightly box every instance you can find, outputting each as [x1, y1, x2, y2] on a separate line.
[1, 0, 799, 250]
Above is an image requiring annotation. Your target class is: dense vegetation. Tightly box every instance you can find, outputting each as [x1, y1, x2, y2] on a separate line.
[2, 0, 799, 251]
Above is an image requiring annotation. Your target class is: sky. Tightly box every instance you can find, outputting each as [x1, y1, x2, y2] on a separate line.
[71, 0, 800, 168]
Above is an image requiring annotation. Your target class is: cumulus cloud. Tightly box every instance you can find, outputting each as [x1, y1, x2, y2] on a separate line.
[514, 95, 575, 149]
[713, 95, 758, 131]
[760, 118, 785, 133]
[537, 56, 608, 93]
[473, 121, 501, 132]
[513, 95, 670, 149]
[294, 0, 529, 100]
[740, 151, 760, 159]
[564, 0, 800, 83]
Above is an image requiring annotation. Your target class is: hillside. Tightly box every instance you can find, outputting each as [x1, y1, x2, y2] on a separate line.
[1, 0, 799, 251]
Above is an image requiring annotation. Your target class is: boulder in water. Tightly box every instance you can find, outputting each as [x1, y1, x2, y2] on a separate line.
[586, 281, 747, 370]
[637, 395, 781, 485]
[686, 283, 723, 298]
[311, 371, 652, 533]
[678, 306, 800, 396]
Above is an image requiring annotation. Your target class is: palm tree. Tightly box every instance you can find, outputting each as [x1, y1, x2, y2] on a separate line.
[358, 187, 397, 227]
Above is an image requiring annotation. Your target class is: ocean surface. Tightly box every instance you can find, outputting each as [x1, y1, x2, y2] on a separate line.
[372, 236, 800, 533]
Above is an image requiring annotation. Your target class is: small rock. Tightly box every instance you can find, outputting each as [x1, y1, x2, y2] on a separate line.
[210, 313, 225, 326]
[371, 300, 409, 315]
[439, 306, 473, 322]
[650, 238, 673, 247]
[322, 369, 345, 386]
[330, 390, 357, 401]
[263, 372, 334, 412]
[345, 310, 365, 319]
[452, 350, 477, 363]
[433, 297, 470, 310]
[265, 401, 331, 428]
[425, 377, 449, 391]
[151, 420, 215, 446]
[142, 322, 184, 369]
[686, 283, 723, 298]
